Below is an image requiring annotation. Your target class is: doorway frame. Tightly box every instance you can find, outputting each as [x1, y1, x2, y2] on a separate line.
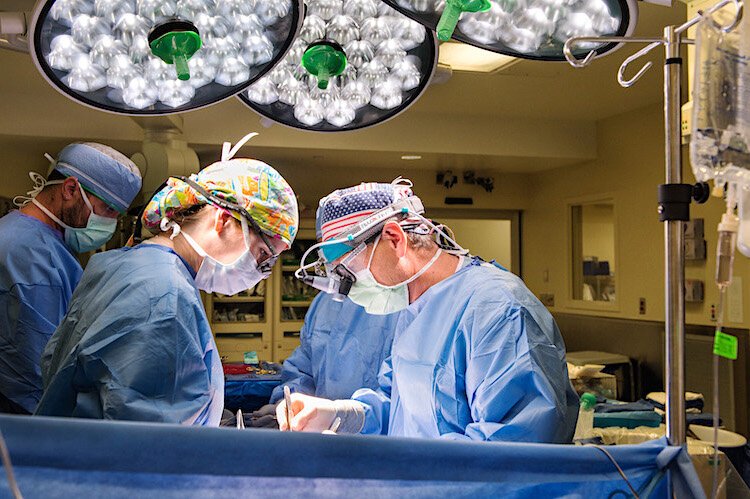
[428, 208, 522, 277]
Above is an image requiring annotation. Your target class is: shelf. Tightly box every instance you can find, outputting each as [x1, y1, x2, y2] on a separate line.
[212, 322, 270, 334]
[213, 296, 265, 303]
[280, 320, 305, 326]
[281, 300, 313, 307]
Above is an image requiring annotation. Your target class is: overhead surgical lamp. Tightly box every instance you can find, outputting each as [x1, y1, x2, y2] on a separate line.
[238, 0, 437, 132]
[379, 0, 638, 61]
[28, 0, 303, 115]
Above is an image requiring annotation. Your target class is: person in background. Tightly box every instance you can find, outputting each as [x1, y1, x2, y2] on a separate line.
[249, 293, 398, 428]
[0, 143, 142, 415]
[36, 137, 299, 426]
[278, 180, 579, 443]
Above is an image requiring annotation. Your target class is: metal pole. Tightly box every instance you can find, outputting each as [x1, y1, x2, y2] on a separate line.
[663, 25, 686, 446]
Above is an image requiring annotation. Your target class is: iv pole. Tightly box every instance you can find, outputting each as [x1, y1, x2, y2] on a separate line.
[563, 0, 743, 447]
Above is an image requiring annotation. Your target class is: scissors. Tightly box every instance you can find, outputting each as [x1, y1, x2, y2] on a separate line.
[284, 385, 293, 432]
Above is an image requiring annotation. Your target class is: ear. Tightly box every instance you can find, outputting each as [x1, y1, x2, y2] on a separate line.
[213, 208, 234, 235]
[381, 221, 407, 258]
[60, 177, 79, 201]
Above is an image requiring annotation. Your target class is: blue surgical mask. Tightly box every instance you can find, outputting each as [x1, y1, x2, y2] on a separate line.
[32, 182, 117, 253]
[347, 235, 441, 315]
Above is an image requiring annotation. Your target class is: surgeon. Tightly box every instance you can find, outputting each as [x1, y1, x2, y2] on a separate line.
[278, 180, 579, 443]
[36, 134, 299, 426]
[249, 293, 398, 428]
[0, 143, 142, 415]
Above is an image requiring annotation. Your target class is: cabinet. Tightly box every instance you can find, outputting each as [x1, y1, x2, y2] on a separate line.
[205, 227, 319, 363]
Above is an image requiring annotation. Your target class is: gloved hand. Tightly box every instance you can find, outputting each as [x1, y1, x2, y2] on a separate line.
[276, 393, 365, 434]
[247, 403, 279, 429]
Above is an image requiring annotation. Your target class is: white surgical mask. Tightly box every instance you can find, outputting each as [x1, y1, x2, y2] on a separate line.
[30, 180, 117, 253]
[179, 215, 269, 296]
[347, 235, 441, 315]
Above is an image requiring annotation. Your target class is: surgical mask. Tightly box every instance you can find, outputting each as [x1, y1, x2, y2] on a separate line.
[179, 215, 269, 296]
[30, 180, 117, 253]
[348, 235, 441, 315]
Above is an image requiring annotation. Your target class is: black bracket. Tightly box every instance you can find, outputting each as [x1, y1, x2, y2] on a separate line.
[657, 182, 710, 222]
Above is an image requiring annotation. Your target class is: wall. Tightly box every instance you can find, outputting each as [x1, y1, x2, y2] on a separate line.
[0, 137, 531, 215]
[439, 218, 512, 269]
[196, 152, 533, 218]
[524, 102, 750, 330]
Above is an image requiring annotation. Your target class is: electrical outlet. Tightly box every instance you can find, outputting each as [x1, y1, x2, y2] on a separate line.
[639, 298, 646, 315]
[540, 293, 555, 308]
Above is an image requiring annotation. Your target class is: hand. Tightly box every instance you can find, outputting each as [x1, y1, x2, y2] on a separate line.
[276, 393, 337, 432]
[248, 403, 279, 429]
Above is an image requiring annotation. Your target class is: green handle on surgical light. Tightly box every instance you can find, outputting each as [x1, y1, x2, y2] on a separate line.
[437, 0, 492, 42]
[301, 42, 347, 90]
[150, 30, 202, 81]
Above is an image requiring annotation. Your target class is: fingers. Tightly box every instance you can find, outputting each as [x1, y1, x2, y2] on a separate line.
[276, 401, 289, 431]
[291, 404, 318, 432]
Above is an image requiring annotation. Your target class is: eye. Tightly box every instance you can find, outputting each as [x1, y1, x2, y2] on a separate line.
[257, 248, 271, 262]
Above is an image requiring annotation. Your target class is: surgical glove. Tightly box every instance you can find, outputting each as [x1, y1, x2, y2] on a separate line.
[248, 403, 280, 429]
[276, 393, 365, 434]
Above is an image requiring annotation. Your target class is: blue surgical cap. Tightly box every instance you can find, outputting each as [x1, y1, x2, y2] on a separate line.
[53, 143, 142, 213]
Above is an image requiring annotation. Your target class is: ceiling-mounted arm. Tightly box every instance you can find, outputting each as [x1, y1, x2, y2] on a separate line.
[0, 12, 28, 53]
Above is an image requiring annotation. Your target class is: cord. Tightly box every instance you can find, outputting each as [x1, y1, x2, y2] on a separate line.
[711, 288, 726, 499]
[0, 428, 22, 499]
[590, 445, 640, 498]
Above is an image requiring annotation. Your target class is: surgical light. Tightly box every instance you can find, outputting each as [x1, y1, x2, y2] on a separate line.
[29, 0, 303, 115]
[380, 0, 637, 61]
[238, 0, 437, 132]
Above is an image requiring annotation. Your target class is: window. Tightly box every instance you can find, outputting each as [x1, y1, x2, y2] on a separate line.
[571, 201, 616, 303]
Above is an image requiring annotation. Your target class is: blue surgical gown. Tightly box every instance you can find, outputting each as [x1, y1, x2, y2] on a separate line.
[270, 294, 398, 403]
[353, 258, 579, 443]
[36, 244, 224, 426]
[0, 211, 83, 413]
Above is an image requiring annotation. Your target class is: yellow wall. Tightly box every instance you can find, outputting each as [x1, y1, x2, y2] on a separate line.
[523, 102, 750, 329]
[0, 137, 77, 200]
[440, 218, 513, 269]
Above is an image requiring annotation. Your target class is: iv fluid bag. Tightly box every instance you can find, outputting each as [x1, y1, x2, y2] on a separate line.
[738, 187, 750, 257]
[691, 10, 750, 186]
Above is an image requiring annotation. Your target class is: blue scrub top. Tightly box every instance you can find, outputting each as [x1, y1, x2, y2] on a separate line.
[270, 293, 398, 403]
[354, 258, 580, 443]
[36, 244, 225, 426]
[0, 210, 82, 413]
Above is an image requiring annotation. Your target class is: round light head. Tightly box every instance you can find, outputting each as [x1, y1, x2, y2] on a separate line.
[382, 0, 638, 61]
[30, 0, 303, 115]
[239, 0, 437, 132]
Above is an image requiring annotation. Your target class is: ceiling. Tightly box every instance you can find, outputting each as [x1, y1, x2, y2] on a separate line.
[0, 1, 687, 174]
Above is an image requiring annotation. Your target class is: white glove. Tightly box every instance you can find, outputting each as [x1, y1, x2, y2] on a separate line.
[276, 393, 365, 433]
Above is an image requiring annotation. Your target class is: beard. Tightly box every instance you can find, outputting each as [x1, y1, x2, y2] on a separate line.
[60, 201, 89, 228]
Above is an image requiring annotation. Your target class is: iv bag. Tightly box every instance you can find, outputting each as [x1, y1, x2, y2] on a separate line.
[691, 9, 750, 186]
[691, 10, 750, 256]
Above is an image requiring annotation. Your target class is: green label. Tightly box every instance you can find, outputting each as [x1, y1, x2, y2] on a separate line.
[713, 331, 738, 360]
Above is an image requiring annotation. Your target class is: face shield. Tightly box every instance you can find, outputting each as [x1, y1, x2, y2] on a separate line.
[295, 196, 467, 301]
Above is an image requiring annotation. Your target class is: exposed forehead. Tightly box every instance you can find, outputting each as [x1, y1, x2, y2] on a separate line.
[267, 237, 288, 255]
